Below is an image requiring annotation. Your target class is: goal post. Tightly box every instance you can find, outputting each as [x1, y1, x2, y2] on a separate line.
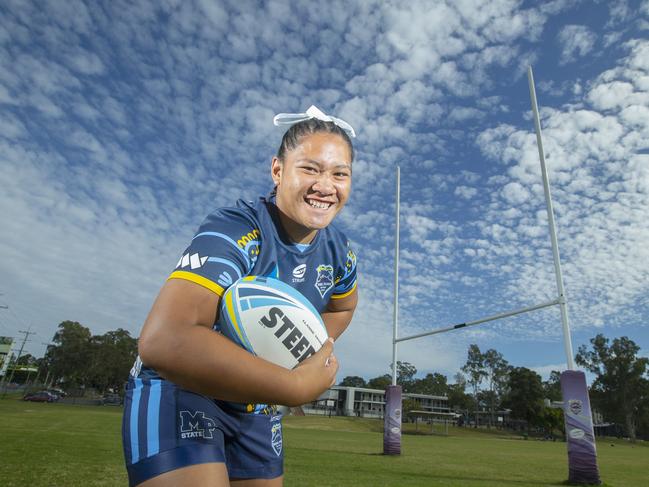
[383, 67, 601, 485]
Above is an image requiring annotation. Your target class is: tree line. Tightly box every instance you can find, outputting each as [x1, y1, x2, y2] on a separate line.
[9, 321, 649, 441]
[9, 320, 138, 395]
[339, 335, 649, 441]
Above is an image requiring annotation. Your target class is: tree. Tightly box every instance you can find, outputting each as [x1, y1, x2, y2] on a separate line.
[395, 361, 417, 391]
[43, 321, 137, 393]
[16, 353, 38, 366]
[447, 373, 473, 415]
[542, 370, 562, 402]
[411, 372, 448, 396]
[339, 375, 366, 387]
[637, 381, 649, 440]
[5, 352, 39, 385]
[402, 398, 421, 420]
[477, 389, 497, 422]
[538, 370, 567, 439]
[461, 344, 487, 426]
[504, 367, 544, 433]
[367, 374, 391, 390]
[482, 349, 510, 427]
[45, 321, 93, 388]
[576, 334, 649, 442]
[539, 406, 564, 439]
[88, 328, 137, 393]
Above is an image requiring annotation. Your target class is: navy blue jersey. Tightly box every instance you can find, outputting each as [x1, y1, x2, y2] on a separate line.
[131, 195, 357, 412]
[169, 195, 357, 311]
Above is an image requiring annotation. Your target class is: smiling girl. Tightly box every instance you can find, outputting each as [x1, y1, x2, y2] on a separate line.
[122, 106, 358, 487]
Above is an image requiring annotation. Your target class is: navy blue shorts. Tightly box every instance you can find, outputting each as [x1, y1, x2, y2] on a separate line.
[122, 378, 284, 487]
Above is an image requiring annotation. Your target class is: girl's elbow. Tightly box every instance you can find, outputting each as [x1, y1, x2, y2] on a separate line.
[137, 327, 166, 369]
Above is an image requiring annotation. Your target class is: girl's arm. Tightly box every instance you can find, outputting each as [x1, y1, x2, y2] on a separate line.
[138, 278, 337, 406]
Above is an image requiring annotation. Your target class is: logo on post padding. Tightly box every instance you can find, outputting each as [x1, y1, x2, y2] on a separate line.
[568, 399, 583, 416]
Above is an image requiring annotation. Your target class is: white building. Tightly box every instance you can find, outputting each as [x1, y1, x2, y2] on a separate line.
[303, 385, 450, 418]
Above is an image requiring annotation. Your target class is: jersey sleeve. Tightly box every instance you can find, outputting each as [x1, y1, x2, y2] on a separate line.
[168, 208, 261, 296]
[331, 242, 357, 300]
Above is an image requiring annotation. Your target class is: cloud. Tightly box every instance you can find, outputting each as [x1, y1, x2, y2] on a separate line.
[605, 0, 633, 27]
[530, 363, 565, 380]
[0, 112, 27, 138]
[501, 181, 531, 205]
[643, 0, 649, 16]
[588, 81, 637, 110]
[557, 24, 597, 64]
[448, 106, 485, 123]
[1, 0, 645, 382]
[537, 79, 584, 98]
[454, 185, 478, 200]
[474, 38, 649, 339]
[66, 49, 105, 75]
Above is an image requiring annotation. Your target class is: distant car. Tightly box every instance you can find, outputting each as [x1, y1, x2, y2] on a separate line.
[102, 393, 123, 406]
[47, 388, 66, 398]
[23, 391, 58, 403]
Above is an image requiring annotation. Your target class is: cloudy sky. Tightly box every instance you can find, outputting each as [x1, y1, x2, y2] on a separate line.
[1, 0, 648, 384]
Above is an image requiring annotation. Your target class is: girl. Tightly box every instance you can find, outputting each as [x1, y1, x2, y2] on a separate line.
[123, 106, 358, 486]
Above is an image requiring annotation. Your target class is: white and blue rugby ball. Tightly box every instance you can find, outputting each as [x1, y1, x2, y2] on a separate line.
[218, 276, 328, 369]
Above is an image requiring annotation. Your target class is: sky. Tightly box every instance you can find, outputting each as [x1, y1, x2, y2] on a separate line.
[1, 0, 648, 385]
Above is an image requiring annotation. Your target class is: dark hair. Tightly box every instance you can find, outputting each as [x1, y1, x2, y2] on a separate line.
[276, 118, 354, 162]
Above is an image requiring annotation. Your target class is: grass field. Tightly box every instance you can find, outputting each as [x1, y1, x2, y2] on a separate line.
[1, 398, 646, 486]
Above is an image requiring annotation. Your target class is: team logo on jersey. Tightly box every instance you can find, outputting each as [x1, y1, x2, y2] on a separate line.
[179, 410, 217, 439]
[247, 243, 260, 263]
[315, 264, 334, 298]
[176, 252, 208, 270]
[292, 263, 306, 282]
[568, 399, 583, 416]
[271, 422, 282, 456]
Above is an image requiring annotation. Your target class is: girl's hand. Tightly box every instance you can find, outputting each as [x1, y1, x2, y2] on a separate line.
[287, 338, 338, 406]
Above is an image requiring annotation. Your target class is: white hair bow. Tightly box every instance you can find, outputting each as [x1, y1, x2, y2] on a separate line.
[273, 105, 356, 138]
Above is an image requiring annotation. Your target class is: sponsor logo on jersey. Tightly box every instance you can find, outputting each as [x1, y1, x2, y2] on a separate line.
[176, 252, 208, 270]
[569, 399, 583, 415]
[237, 229, 261, 263]
[292, 263, 306, 282]
[237, 229, 260, 249]
[259, 307, 317, 362]
[179, 410, 217, 439]
[271, 422, 282, 456]
[315, 264, 334, 297]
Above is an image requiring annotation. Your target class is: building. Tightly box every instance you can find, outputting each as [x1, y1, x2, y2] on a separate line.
[302, 385, 450, 418]
[0, 336, 14, 378]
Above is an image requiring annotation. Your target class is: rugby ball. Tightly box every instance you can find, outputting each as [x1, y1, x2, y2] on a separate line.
[218, 276, 328, 369]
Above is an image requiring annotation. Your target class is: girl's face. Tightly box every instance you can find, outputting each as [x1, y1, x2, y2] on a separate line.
[271, 132, 352, 243]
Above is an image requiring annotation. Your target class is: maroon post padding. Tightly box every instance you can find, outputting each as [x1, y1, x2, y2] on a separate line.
[383, 385, 402, 455]
[561, 370, 601, 485]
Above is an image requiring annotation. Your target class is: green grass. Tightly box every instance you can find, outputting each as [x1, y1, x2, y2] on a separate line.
[284, 417, 648, 487]
[1, 398, 646, 486]
[1, 398, 127, 487]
